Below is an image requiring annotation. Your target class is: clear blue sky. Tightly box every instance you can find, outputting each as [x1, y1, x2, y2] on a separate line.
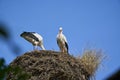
[0, 0, 120, 80]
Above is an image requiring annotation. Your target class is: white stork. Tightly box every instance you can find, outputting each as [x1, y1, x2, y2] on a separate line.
[56, 27, 68, 53]
[20, 32, 45, 50]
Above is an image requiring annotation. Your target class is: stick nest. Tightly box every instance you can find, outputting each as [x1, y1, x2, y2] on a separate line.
[7, 50, 103, 80]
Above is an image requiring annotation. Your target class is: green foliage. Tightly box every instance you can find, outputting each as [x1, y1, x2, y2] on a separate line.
[0, 22, 21, 55]
[0, 58, 30, 80]
[0, 58, 7, 80]
[0, 23, 10, 39]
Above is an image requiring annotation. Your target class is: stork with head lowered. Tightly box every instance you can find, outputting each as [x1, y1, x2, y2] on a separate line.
[20, 32, 45, 50]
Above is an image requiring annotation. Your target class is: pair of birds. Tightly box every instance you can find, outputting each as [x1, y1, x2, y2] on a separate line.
[20, 27, 68, 53]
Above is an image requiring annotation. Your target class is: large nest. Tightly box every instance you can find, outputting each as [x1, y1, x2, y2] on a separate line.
[6, 50, 103, 80]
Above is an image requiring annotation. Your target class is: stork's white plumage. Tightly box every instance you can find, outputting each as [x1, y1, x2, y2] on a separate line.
[56, 27, 68, 53]
[20, 32, 45, 50]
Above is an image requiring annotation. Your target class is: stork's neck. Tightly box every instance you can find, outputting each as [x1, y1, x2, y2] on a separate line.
[59, 31, 63, 34]
[41, 45, 45, 50]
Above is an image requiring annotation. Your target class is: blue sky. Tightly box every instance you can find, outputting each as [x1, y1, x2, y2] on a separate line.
[0, 0, 120, 80]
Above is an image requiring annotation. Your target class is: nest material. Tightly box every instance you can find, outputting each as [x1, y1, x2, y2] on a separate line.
[6, 50, 103, 80]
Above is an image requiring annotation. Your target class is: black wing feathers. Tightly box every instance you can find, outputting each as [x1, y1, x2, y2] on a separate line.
[65, 42, 69, 53]
[20, 32, 39, 41]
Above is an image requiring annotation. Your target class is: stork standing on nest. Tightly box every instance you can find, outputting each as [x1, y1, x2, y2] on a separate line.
[20, 32, 45, 50]
[56, 27, 69, 53]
